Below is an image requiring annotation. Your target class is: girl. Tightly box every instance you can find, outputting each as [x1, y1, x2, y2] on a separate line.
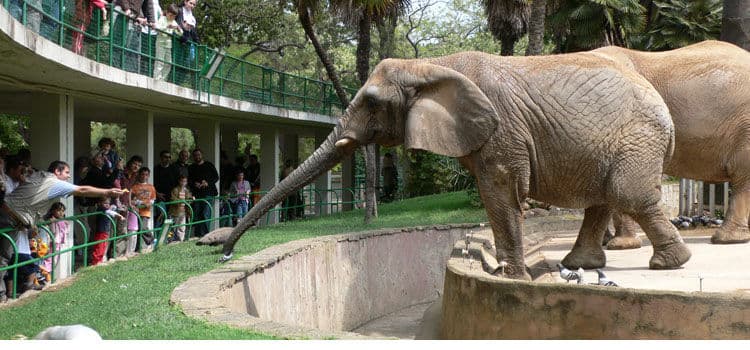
[44, 203, 71, 282]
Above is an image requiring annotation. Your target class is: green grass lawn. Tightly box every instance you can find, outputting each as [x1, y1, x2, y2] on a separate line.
[0, 192, 487, 340]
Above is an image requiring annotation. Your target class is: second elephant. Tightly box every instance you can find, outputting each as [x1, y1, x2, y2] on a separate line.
[594, 40, 750, 249]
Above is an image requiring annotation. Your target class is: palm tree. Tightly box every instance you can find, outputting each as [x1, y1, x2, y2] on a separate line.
[294, 0, 351, 106]
[482, 0, 530, 55]
[547, 0, 645, 52]
[634, 0, 722, 51]
[526, 0, 548, 55]
[722, 0, 750, 50]
[333, 0, 410, 223]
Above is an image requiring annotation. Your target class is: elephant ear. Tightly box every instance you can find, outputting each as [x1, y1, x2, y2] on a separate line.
[404, 63, 499, 157]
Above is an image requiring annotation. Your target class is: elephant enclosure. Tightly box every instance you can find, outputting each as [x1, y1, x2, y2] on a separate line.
[171, 214, 750, 339]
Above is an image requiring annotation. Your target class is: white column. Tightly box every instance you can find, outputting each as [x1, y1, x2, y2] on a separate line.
[686, 179, 694, 215]
[194, 120, 221, 230]
[314, 131, 332, 215]
[30, 93, 75, 215]
[709, 183, 716, 216]
[259, 127, 280, 224]
[724, 182, 730, 215]
[678, 178, 686, 216]
[126, 111, 155, 182]
[697, 181, 705, 214]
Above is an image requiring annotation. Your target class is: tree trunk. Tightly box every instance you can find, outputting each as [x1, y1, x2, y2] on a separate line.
[298, 7, 350, 106]
[376, 7, 399, 60]
[525, 0, 547, 56]
[722, 0, 750, 51]
[500, 35, 516, 56]
[357, 12, 379, 223]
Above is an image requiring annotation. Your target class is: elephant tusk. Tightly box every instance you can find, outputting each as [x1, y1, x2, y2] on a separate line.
[335, 138, 353, 148]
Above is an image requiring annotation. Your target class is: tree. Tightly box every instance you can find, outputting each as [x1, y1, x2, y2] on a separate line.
[547, 0, 645, 52]
[633, 0, 722, 51]
[722, 0, 750, 50]
[482, 0, 529, 55]
[525, 0, 548, 55]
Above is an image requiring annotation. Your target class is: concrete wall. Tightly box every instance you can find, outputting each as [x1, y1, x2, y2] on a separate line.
[227, 225, 477, 332]
[441, 258, 750, 339]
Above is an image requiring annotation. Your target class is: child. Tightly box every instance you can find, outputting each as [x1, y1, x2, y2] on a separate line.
[169, 174, 193, 242]
[154, 4, 183, 81]
[90, 197, 124, 266]
[44, 203, 72, 282]
[130, 167, 157, 251]
[228, 170, 251, 225]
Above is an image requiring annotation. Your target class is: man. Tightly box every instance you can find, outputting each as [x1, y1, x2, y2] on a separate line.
[154, 150, 177, 202]
[3, 156, 27, 194]
[0, 160, 123, 301]
[174, 149, 190, 180]
[187, 149, 218, 237]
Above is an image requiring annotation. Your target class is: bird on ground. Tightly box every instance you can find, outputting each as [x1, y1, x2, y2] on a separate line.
[595, 269, 619, 287]
[556, 263, 584, 284]
[34, 325, 102, 340]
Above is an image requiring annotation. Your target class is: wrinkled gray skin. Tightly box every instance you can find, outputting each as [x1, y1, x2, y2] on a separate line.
[593, 40, 750, 249]
[199, 51, 692, 280]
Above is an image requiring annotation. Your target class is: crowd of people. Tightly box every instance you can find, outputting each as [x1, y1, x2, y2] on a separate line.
[7, 0, 202, 83]
[0, 139, 263, 303]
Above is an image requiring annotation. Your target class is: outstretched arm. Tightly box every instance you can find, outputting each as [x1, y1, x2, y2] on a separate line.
[73, 186, 124, 198]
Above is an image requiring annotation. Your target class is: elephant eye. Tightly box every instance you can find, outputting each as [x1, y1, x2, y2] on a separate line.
[366, 97, 380, 110]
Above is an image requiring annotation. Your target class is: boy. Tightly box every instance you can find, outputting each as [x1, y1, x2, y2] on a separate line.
[154, 4, 183, 81]
[90, 197, 124, 265]
[130, 167, 157, 251]
[169, 174, 193, 242]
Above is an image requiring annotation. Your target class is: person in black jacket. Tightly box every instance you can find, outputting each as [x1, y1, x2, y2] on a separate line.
[187, 148, 217, 237]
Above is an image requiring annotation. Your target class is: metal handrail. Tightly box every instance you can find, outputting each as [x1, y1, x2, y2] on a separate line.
[0, 0, 357, 116]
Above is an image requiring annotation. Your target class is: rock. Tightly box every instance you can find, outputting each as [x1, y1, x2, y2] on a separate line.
[530, 208, 549, 217]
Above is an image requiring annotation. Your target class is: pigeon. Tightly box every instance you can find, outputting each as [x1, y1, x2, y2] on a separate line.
[557, 263, 584, 284]
[679, 221, 691, 229]
[595, 269, 619, 287]
[670, 218, 682, 227]
[34, 325, 102, 340]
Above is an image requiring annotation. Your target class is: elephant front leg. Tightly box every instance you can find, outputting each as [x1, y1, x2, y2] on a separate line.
[562, 206, 610, 269]
[606, 211, 643, 250]
[711, 182, 750, 244]
[476, 175, 530, 280]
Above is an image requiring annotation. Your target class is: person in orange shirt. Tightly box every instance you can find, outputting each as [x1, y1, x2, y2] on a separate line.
[130, 167, 157, 252]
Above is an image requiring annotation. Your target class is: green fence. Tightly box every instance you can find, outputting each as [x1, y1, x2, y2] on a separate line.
[0, 0, 357, 116]
[0, 186, 364, 300]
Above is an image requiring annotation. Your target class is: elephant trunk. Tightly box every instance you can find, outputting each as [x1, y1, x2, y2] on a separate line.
[220, 124, 351, 257]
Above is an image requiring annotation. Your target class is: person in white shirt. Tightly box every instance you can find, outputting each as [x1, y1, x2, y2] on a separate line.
[154, 4, 183, 80]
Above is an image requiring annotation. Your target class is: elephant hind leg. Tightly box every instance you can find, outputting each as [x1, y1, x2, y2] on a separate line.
[609, 169, 690, 269]
[561, 205, 610, 269]
[606, 211, 642, 250]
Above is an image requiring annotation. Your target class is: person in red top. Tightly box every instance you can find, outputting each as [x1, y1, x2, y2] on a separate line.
[130, 167, 156, 251]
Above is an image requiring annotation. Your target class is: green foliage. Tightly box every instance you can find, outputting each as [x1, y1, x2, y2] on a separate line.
[547, 0, 645, 51]
[90, 122, 128, 158]
[0, 192, 486, 339]
[402, 150, 474, 197]
[0, 115, 30, 154]
[630, 0, 722, 51]
[192, 0, 288, 49]
[171, 127, 196, 157]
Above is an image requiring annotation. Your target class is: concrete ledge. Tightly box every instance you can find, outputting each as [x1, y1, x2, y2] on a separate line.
[441, 244, 750, 339]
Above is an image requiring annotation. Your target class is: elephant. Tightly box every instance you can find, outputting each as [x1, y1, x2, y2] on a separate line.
[198, 50, 692, 280]
[592, 40, 750, 249]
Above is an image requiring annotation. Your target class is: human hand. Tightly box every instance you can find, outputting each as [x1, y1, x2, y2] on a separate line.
[108, 188, 125, 197]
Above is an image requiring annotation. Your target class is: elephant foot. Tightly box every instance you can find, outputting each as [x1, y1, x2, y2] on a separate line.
[561, 246, 605, 269]
[495, 260, 532, 281]
[649, 241, 691, 269]
[710, 226, 750, 244]
[606, 236, 642, 250]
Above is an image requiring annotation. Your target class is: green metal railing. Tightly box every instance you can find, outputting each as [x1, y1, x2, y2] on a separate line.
[0, 0, 357, 116]
[0, 186, 364, 300]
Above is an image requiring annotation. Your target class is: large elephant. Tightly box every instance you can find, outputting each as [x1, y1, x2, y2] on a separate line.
[198, 50, 691, 280]
[593, 40, 750, 249]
